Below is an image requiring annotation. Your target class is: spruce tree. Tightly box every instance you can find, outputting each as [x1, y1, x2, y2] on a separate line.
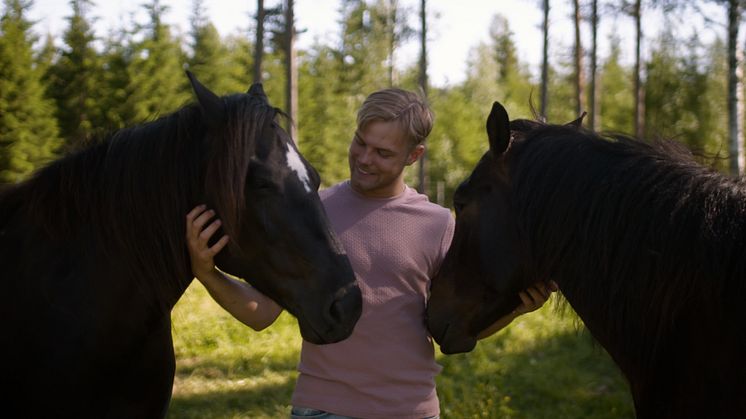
[124, 0, 188, 122]
[98, 29, 133, 131]
[599, 33, 634, 133]
[337, 0, 392, 98]
[186, 0, 233, 95]
[0, 0, 60, 183]
[297, 43, 353, 186]
[45, 0, 104, 148]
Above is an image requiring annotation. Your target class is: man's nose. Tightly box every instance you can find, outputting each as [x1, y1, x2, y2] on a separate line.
[358, 148, 373, 164]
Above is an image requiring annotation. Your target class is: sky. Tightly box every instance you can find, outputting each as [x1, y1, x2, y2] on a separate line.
[27, 0, 724, 87]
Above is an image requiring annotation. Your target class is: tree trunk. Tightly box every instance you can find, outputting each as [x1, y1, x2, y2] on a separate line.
[573, 0, 585, 118]
[417, 0, 429, 195]
[589, 0, 599, 130]
[727, 0, 744, 176]
[633, 0, 644, 139]
[253, 0, 264, 84]
[387, 0, 398, 86]
[284, 0, 298, 143]
[540, 0, 550, 118]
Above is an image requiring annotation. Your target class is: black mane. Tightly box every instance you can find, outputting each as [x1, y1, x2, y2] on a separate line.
[0, 94, 276, 312]
[510, 124, 746, 366]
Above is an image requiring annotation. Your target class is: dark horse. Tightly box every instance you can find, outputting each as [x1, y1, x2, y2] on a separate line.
[0, 72, 362, 418]
[426, 101, 746, 418]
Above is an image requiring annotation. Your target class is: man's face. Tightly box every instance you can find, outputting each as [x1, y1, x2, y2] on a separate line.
[348, 120, 423, 198]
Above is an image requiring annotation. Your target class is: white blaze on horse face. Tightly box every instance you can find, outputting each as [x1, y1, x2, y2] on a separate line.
[285, 144, 312, 193]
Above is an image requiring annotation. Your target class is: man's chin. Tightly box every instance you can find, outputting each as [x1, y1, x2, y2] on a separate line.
[350, 177, 376, 192]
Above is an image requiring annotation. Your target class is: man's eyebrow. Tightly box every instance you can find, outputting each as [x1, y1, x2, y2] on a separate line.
[353, 131, 395, 154]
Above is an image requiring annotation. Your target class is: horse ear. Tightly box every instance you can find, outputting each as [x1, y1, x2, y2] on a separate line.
[486, 101, 511, 156]
[186, 70, 226, 125]
[567, 111, 587, 129]
[248, 82, 267, 97]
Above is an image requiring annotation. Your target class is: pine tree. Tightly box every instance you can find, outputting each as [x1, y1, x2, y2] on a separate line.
[297, 43, 353, 186]
[599, 33, 634, 133]
[98, 28, 134, 131]
[222, 34, 258, 93]
[337, 0, 392, 98]
[0, 0, 60, 183]
[186, 0, 233, 95]
[645, 29, 729, 170]
[124, 0, 188, 122]
[45, 0, 104, 148]
[487, 14, 534, 117]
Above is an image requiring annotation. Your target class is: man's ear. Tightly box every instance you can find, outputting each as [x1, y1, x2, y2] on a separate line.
[406, 144, 425, 166]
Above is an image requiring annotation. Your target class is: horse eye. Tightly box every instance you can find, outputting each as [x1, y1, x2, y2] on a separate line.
[453, 201, 465, 214]
[253, 179, 274, 191]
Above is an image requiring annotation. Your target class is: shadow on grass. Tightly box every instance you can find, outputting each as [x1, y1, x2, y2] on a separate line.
[175, 349, 300, 379]
[436, 327, 636, 419]
[167, 379, 295, 419]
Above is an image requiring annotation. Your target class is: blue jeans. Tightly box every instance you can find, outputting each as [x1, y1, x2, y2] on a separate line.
[290, 406, 439, 419]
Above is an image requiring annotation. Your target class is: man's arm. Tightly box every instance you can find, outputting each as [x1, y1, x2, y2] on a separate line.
[186, 205, 283, 331]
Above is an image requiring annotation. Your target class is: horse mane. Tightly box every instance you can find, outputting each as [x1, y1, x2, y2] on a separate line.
[0, 93, 277, 313]
[509, 123, 746, 366]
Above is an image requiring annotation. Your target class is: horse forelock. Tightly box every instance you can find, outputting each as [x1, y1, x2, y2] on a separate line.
[509, 124, 746, 368]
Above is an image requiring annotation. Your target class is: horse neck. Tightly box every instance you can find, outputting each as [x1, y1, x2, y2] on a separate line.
[102, 117, 203, 310]
[40, 118, 200, 312]
[514, 134, 746, 397]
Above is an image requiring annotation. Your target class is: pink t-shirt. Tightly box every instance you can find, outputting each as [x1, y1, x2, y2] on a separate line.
[291, 181, 455, 419]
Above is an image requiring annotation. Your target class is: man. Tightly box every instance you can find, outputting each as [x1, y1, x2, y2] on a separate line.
[186, 88, 555, 419]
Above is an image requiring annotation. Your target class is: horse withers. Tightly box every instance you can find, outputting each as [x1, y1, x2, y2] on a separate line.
[0, 72, 361, 418]
[426, 101, 746, 418]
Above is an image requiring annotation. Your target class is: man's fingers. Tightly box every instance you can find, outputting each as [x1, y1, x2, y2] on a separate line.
[526, 287, 544, 305]
[186, 206, 204, 236]
[200, 219, 222, 242]
[193, 209, 216, 232]
[518, 291, 532, 308]
[186, 205, 210, 236]
[209, 235, 230, 256]
[535, 284, 550, 299]
[187, 204, 207, 228]
[186, 204, 207, 222]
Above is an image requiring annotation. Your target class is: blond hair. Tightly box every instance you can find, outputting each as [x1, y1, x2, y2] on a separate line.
[356, 88, 434, 148]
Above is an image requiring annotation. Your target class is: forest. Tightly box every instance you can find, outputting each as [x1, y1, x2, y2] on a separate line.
[0, 0, 742, 207]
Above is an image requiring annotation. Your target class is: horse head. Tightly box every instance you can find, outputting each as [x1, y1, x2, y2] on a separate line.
[427, 101, 533, 354]
[187, 72, 362, 344]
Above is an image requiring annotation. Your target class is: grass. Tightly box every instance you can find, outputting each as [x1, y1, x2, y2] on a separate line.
[168, 282, 634, 419]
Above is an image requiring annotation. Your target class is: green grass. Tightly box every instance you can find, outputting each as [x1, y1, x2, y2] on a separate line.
[168, 283, 634, 418]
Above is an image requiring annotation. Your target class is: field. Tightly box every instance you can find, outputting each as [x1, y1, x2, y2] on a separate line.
[167, 283, 634, 419]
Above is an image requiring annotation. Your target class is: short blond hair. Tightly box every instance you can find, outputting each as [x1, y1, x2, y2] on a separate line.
[356, 88, 434, 148]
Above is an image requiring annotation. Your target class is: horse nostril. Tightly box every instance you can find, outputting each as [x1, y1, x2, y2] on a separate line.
[330, 298, 344, 322]
[328, 284, 363, 325]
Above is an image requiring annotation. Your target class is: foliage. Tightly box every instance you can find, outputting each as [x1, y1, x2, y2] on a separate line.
[123, 1, 190, 122]
[0, 0, 60, 183]
[187, 13, 231, 95]
[168, 283, 634, 418]
[598, 32, 634, 134]
[297, 43, 356, 186]
[0, 0, 738, 188]
[43, 0, 104, 148]
[645, 28, 728, 169]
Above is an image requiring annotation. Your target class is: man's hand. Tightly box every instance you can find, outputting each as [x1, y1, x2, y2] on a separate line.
[513, 280, 559, 315]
